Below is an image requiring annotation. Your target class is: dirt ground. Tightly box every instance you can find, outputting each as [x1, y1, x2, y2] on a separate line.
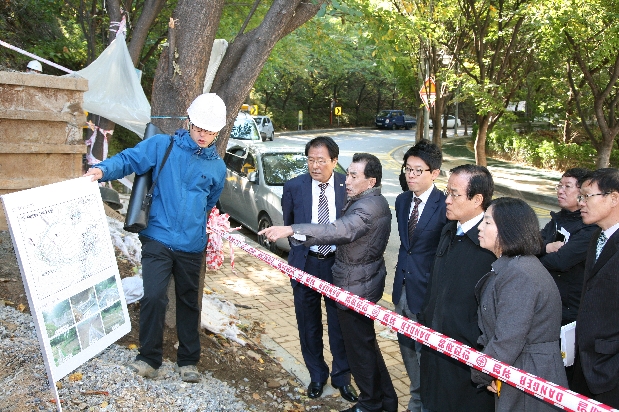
[0, 230, 345, 411]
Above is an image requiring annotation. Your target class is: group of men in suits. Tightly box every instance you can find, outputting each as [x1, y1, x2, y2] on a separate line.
[276, 135, 619, 411]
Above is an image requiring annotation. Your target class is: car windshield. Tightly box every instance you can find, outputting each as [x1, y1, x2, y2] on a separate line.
[231, 116, 261, 140]
[261, 153, 347, 186]
[377, 111, 391, 117]
[261, 153, 307, 185]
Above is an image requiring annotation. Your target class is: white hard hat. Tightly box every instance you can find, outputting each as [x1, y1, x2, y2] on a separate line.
[27, 60, 43, 73]
[186, 93, 227, 132]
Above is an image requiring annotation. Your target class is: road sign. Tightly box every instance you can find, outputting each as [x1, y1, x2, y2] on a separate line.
[334, 106, 342, 116]
[249, 105, 258, 116]
[419, 77, 436, 110]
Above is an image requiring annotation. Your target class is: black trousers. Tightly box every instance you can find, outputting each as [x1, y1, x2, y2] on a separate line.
[337, 308, 398, 412]
[136, 236, 204, 369]
[293, 255, 350, 386]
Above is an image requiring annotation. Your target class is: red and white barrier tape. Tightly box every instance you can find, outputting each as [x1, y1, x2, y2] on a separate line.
[209, 225, 617, 412]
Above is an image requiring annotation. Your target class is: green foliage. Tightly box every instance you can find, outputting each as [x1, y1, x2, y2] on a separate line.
[0, 0, 87, 73]
[251, 8, 419, 130]
[486, 123, 600, 170]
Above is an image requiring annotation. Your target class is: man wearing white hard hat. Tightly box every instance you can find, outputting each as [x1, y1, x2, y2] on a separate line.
[85, 93, 227, 383]
[26, 60, 43, 74]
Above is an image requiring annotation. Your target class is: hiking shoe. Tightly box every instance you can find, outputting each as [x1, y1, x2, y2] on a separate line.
[175, 364, 201, 383]
[127, 360, 158, 379]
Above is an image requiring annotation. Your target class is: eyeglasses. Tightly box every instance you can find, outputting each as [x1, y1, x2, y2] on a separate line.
[403, 166, 431, 176]
[577, 192, 611, 203]
[555, 184, 576, 191]
[443, 189, 464, 198]
[307, 158, 330, 166]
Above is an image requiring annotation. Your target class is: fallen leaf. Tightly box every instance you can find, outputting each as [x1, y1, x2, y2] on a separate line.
[49, 399, 65, 404]
[0, 278, 9, 282]
[17, 303, 26, 312]
[68, 372, 83, 382]
[252, 393, 261, 399]
[100, 401, 108, 408]
[127, 344, 138, 350]
[81, 390, 109, 396]
[55, 382, 62, 389]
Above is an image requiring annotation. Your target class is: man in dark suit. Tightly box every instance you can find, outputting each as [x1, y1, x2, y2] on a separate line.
[281, 136, 357, 402]
[571, 168, 619, 408]
[420, 165, 495, 412]
[392, 139, 447, 412]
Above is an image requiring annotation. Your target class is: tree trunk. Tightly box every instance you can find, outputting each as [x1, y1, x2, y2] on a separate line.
[475, 115, 490, 166]
[151, 1, 226, 134]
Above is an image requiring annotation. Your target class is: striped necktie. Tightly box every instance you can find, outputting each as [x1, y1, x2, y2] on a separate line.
[595, 231, 607, 261]
[408, 196, 422, 240]
[317, 183, 331, 256]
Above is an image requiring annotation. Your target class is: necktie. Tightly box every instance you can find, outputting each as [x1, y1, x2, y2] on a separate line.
[408, 197, 422, 240]
[456, 226, 464, 236]
[595, 231, 607, 261]
[317, 183, 331, 256]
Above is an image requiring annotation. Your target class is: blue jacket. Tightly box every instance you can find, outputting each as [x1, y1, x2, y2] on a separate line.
[96, 129, 226, 253]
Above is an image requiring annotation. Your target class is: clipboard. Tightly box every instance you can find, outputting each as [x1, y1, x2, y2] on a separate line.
[560, 321, 576, 367]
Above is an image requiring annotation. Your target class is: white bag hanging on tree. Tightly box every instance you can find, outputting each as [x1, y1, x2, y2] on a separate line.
[73, 22, 151, 137]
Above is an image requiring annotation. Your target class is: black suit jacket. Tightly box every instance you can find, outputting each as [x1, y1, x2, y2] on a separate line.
[282, 172, 347, 283]
[576, 228, 619, 394]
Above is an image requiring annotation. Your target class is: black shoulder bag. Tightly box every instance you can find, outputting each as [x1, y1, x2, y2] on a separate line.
[123, 136, 174, 233]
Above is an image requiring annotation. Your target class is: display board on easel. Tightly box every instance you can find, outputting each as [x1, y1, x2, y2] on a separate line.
[1, 177, 130, 410]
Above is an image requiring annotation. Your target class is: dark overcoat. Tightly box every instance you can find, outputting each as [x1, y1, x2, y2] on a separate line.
[420, 220, 496, 411]
[539, 208, 597, 324]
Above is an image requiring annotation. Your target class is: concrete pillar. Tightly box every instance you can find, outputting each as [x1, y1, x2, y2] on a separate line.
[0, 71, 88, 230]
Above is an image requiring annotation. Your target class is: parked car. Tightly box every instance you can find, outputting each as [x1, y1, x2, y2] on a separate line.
[252, 115, 275, 141]
[217, 143, 346, 254]
[429, 115, 461, 129]
[230, 112, 262, 141]
[375, 110, 417, 130]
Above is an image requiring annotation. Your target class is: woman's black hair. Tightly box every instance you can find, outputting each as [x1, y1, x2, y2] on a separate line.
[490, 197, 542, 256]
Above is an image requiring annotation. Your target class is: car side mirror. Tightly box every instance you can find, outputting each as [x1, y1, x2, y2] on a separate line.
[248, 171, 258, 183]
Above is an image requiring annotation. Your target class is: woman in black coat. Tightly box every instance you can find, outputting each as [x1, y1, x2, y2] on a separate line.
[473, 197, 568, 411]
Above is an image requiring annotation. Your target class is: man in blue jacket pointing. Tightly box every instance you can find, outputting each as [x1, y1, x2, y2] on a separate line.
[85, 93, 227, 383]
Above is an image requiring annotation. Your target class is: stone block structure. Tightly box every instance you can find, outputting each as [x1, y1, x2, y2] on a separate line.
[0, 71, 88, 230]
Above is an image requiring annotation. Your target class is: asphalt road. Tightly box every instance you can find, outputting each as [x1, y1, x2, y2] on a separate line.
[229, 127, 557, 305]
